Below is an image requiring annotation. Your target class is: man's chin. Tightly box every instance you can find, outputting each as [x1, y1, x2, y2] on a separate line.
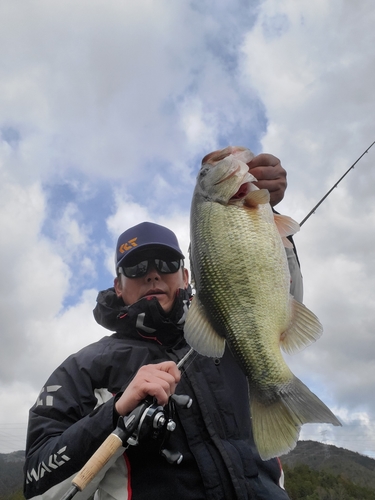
[157, 298, 173, 314]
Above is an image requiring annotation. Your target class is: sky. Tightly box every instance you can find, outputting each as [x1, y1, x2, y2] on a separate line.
[0, 0, 374, 461]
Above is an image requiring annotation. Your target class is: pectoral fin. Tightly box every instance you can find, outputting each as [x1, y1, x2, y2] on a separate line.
[244, 189, 270, 207]
[184, 296, 226, 357]
[280, 297, 323, 355]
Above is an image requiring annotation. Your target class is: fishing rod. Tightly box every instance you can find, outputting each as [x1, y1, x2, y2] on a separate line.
[299, 140, 375, 227]
[60, 348, 195, 500]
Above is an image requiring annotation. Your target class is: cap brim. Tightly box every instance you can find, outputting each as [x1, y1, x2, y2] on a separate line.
[117, 243, 184, 268]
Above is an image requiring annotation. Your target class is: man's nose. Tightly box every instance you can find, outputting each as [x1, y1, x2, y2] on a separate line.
[146, 262, 160, 280]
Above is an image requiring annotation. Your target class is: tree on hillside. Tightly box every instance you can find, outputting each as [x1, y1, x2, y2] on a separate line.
[284, 464, 375, 500]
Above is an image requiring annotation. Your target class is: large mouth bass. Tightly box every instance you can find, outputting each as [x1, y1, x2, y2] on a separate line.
[184, 146, 341, 460]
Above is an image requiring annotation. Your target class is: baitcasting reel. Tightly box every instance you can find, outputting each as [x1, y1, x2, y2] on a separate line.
[120, 393, 192, 464]
[60, 392, 193, 500]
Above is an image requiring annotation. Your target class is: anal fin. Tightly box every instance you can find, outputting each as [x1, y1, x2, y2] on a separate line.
[280, 297, 323, 355]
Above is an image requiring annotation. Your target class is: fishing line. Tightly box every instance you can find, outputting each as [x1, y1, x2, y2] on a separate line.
[299, 139, 375, 227]
[177, 346, 199, 376]
[176, 346, 195, 368]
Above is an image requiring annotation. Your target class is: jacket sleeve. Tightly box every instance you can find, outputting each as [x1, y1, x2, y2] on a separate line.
[23, 348, 119, 499]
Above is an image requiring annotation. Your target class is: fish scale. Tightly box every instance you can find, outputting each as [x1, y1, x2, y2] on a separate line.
[193, 203, 291, 379]
[184, 147, 341, 460]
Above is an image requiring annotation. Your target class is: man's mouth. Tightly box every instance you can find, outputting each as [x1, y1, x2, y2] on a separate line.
[143, 289, 165, 299]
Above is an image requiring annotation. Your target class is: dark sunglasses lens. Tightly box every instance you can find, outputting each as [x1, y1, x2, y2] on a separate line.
[122, 258, 181, 278]
[155, 259, 181, 274]
[123, 260, 149, 278]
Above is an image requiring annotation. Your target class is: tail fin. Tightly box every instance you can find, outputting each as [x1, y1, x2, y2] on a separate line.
[250, 375, 341, 460]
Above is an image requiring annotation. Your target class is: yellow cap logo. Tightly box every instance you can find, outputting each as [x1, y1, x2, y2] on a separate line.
[119, 237, 138, 253]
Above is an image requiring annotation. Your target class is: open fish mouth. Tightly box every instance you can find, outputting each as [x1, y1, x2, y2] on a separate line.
[213, 166, 254, 201]
[230, 172, 255, 200]
[230, 181, 252, 200]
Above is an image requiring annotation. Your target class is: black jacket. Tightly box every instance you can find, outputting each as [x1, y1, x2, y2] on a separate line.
[24, 288, 290, 500]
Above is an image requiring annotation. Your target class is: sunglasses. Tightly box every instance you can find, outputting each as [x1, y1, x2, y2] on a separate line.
[119, 258, 183, 279]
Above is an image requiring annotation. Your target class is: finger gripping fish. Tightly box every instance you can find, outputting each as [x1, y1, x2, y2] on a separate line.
[184, 146, 341, 460]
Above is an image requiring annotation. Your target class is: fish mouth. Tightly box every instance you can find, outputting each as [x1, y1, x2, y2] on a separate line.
[230, 181, 252, 200]
[212, 163, 254, 201]
[230, 172, 254, 200]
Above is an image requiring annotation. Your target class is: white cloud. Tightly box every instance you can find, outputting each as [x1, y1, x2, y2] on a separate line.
[0, 290, 104, 454]
[1, 0, 374, 461]
[0, 167, 69, 380]
[21, 289, 105, 382]
[55, 203, 91, 256]
[298, 410, 375, 460]
[0, 381, 33, 453]
[240, 0, 375, 194]
[240, 0, 375, 457]
[0, 0, 207, 182]
[180, 97, 218, 151]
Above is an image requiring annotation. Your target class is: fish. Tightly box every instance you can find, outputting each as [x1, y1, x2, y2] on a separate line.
[184, 146, 341, 460]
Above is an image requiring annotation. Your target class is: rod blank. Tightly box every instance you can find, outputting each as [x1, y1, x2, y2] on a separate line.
[300, 140, 375, 227]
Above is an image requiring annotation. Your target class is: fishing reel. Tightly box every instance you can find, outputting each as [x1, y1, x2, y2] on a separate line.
[60, 393, 193, 500]
[119, 393, 193, 464]
[61, 350, 196, 500]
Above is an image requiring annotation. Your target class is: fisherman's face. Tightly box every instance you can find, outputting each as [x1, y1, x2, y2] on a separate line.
[115, 249, 189, 313]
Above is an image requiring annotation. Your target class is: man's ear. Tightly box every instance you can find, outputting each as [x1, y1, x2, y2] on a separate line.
[183, 268, 189, 289]
[114, 276, 123, 297]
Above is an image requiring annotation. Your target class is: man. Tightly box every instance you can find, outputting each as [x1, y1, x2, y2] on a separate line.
[24, 153, 299, 499]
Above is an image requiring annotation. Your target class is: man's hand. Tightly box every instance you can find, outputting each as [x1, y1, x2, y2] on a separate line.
[115, 361, 181, 416]
[247, 153, 287, 207]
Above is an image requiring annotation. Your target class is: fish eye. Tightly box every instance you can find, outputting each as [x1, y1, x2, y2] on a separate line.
[198, 165, 210, 178]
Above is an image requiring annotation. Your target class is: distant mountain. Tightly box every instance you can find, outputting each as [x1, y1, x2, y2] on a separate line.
[0, 450, 24, 499]
[1, 442, 375, 499]
[281, 440, 375, 491]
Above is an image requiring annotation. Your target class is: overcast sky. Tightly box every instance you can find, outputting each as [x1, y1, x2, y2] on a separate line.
[1, 0, 374, 460]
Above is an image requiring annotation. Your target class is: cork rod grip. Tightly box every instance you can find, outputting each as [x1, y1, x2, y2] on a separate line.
[72, 433, 123, 491]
